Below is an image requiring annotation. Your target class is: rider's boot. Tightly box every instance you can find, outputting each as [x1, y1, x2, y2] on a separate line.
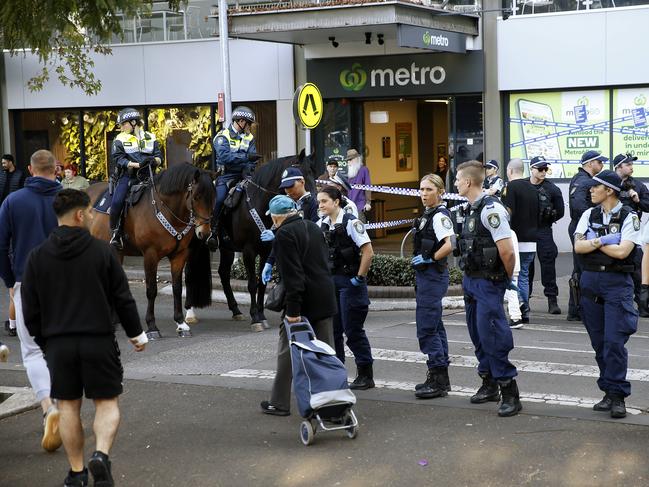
[109, 211, 124, 251]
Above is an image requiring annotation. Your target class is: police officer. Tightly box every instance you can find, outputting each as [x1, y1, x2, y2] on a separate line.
[317, 185, 375, 390]
[567, 150, 606, 321]
[411, 174, 454, 399]
[455, 160, 521, 417]
[482, 160, 504, 197]
[206, 106, 261, 250]
[574, 170, 640, 419]
[110, 108, 163, 249]
[614, 153, 649, 317]
[529, 156, 565, 315]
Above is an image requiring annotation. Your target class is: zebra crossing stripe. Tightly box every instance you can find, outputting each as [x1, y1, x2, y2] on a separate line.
[219, 368, 641, 414]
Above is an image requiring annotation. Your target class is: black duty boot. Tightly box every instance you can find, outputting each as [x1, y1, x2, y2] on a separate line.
[349, 363, 375, 390]
[639, 285, 649, 318]
[415, 368, 447, 399]
[548, 297, 561, 315]
[497, 379, 523, 417]
[470, 373, 500, 404]
[415, 366, 451, 392]
[609, 395, 627, 419]
[593, 394, 612, 412]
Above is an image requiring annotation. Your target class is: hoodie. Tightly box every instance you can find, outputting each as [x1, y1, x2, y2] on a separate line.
[21, 226, 143, 345]
[0, 176, 60, 287]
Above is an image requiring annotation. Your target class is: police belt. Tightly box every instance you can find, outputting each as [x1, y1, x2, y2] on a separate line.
[582, 264, 635, 273]
[414, 260, 447, 273]
[464, 269, 508, 281]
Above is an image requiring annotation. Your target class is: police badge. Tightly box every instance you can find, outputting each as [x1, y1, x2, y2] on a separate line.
[467, 219, 476, 232]
[282, 169, 288, 178]
[488, 213, 501, 229]
[609, 224, 620, 234]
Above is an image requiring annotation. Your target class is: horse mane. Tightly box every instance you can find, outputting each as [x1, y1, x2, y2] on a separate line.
[155, 162, 200, 195]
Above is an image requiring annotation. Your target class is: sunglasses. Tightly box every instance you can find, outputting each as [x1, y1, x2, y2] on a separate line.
[533, 166, 549, 172]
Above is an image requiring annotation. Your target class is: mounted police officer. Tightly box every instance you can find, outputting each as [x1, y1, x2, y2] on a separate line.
[317, 185, 375, 390]
[573, 170, 640, 419]
[567, 150, 606, 321]
[529, 156, 565, 315]
[482, 159, 504, 197]
[206, 106, 261, 251]
[614, 153, 649, 317]
[110, 108, 162, 249]
[411, 174, 454, 400]
[455, 160, 521, 417]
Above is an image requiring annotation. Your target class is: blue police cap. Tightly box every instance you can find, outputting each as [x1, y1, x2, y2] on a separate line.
[485, 159, 499, 169]
[279, 167, 304, 189]
[266, 194, 298, 215]
[530, 156, 550, 169]
[592, 169, 622, 192]
[581, 150, 608, 164]
[613, 153, 637, 168]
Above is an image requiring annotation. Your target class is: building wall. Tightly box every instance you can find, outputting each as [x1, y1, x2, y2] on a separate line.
[363, 100, 419, 185]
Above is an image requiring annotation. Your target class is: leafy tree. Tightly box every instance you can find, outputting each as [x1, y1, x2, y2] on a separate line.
[0, 1, 180, 95]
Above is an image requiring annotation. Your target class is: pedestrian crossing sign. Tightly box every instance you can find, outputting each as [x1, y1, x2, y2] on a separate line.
[293, 83, 323, 130]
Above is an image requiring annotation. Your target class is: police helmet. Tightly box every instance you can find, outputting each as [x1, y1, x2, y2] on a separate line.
[117, 108, 142, 125]
[231, 106, 256, 124]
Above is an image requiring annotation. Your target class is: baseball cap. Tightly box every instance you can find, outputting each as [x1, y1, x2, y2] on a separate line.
[485, 160, 499, 170]
[279, 167, 304, 189]
[326, 156, 339, 166]
[530, 156, 550, 169]
[581, 150, 608, 165]
[266, 195, 298, 215]
[612, 153, 638, 168]
[592, 169, 622, 192]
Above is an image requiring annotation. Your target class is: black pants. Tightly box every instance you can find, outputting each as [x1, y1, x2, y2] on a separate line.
[535, 227, 559, 298]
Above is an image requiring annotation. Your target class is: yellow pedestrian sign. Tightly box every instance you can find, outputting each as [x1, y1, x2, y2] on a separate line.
[293, 83, 323, 130]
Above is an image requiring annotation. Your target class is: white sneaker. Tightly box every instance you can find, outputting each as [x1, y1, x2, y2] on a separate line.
[42, 405, 62, 452]
[0, 342, 8, 362]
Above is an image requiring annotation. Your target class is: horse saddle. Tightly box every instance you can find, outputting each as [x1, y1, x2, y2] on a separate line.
[223, 179, 248, 210]
[93, 182, 149, 215]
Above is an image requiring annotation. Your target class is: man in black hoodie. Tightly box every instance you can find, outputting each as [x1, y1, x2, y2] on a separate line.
[22, 189, 148, 487]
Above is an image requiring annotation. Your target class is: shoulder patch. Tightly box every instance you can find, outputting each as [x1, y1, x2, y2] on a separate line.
[487, 213, 501, 229]
[442, 217, 453, 230]
[633, 214, 640, 231]
[353, 220, 366, 234]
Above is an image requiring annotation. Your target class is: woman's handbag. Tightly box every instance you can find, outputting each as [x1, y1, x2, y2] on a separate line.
[265, 280, 286, 312]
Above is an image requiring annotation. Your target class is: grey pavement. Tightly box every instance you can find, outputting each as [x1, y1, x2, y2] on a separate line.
[3, 251, 649, 486]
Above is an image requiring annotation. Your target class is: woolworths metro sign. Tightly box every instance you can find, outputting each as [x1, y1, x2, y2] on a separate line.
[307, 52, 483, 99]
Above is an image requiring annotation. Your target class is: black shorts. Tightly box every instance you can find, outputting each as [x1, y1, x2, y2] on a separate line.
[45, 334, 124, 400]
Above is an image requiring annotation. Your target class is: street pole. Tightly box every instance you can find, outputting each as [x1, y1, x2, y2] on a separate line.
[219, 0, 232, 124]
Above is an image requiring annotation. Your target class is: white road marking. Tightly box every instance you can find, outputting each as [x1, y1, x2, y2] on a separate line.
[368, 347, 649, 382]
[220, 368, 642, 415]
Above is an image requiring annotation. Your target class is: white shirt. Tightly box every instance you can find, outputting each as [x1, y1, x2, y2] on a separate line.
[473, 194, 512, 242]
[574, 202, 641, 245]
[319, 210, 371, 248]
[429, 208, 454, 242]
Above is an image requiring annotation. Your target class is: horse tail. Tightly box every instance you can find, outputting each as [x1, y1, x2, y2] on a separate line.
[184, 235, 212, 309]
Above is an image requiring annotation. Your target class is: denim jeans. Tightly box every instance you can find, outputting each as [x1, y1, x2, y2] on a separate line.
[517, 252, 536, 311]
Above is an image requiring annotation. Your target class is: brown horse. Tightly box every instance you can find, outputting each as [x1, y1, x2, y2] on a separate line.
[87, 163, 215, 339]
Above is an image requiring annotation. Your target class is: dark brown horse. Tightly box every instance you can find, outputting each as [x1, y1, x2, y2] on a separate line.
[188, 151, 316, 331]
[87, 163, 215, 339]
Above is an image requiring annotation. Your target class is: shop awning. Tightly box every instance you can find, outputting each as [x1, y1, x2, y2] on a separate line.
[222, 0, 479, 46]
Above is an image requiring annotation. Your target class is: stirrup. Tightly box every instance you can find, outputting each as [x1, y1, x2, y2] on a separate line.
[110, 231, 123, 250]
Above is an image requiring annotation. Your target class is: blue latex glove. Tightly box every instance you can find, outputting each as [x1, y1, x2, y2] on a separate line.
[350, 276, 364, 287]
[411, 255, 434, 267]
[260, 229, 275, 242]
[600, 233, 621, 246]
[507, 280, 520, 292]
[585, 229, 597, 240]
[261, 263, 273, 285]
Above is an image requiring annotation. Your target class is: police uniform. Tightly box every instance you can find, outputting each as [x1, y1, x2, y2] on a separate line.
[459, 194, 521, 416]
[320, 210, 374, 388]
[213, 125, 256, 217]
[574, 172, 640, 417]
[482, 160, 504, 197]
[110, 112, 163, 243]
[296, 192, 319, 223]
[412, 205, 454, 399]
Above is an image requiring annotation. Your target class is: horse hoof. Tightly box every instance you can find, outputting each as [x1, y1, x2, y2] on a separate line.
[233, 314, 245, 322]
[251, 323, 264, 333]
[147, 330, 162, 340]
[177, 329, 192, 338]
[185, 316, 199, 325]
[262, 320, 270, 330]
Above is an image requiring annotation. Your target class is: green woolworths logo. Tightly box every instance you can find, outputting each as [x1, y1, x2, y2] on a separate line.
[577, 96, 589, 106]
[339, 63, 367, 92]
[634, 94, 646, 106]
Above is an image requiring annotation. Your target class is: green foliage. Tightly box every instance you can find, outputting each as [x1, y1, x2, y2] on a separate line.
[0, 1, 181, 95]
[230, 254, 463, 288]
